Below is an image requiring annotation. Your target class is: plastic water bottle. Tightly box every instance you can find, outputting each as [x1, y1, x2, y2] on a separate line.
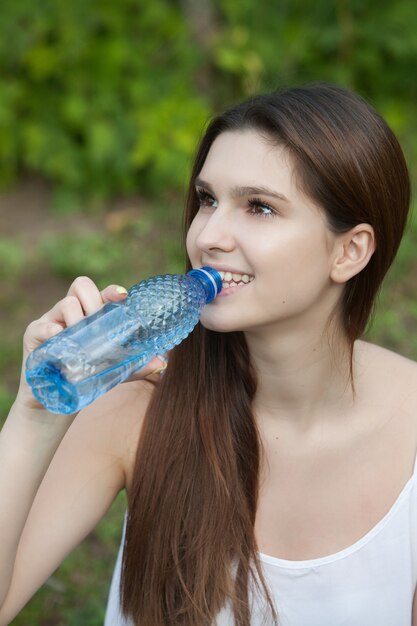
[26, 267, 222, 415]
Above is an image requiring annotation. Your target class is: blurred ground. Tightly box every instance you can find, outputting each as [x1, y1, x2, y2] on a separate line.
[0, 178, 97, 319]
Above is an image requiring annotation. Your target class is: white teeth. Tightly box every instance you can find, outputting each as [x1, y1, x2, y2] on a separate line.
[217, 270, 254, 282]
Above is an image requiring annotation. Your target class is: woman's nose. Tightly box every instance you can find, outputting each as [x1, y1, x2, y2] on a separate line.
[194, 208, 236, 253]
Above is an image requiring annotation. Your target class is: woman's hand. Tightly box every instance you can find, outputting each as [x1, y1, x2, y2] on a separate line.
[16, 276, 167, 412]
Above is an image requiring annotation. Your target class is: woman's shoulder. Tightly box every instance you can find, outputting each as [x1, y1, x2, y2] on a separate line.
[356, 339, 417, 405]
[357, 339, 417, 372]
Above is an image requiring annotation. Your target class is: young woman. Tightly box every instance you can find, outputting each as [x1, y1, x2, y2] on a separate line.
[0, 83, 415, 626]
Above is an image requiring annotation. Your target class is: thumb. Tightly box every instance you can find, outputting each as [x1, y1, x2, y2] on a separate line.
[146, 354, 168, 378]
[125, 354, 168, 384]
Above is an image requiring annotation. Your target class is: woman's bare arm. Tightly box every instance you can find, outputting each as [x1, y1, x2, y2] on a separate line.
[0, 379, 150, 626]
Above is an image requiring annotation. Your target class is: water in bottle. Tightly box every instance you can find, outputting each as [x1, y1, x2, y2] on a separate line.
[26, 267, 222, 415]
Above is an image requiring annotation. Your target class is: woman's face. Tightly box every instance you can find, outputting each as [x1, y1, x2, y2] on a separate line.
[186, 130, 343, 336]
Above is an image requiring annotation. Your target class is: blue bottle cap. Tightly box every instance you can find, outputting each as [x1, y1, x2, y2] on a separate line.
[187, 267, 223, 303]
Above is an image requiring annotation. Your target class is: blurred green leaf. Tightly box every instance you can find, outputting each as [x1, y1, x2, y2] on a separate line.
[0, 239, 26, 279]
[39, 232, 128, 281]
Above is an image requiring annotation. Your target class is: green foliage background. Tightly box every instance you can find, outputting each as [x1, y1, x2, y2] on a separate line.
[1, 0, 417, 623]
[1, 0, 416, 206]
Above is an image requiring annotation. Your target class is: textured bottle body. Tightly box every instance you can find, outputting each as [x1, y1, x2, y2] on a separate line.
[26, 273, 211, 414]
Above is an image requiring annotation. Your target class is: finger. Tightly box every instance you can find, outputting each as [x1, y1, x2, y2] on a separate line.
[41, 295, 85, 328]
[67, 277, 129, 316]
[100, 284, 129, 304]
[124, 355, 168, 384]
[145, 356, 168, 379]
[35, 321, 65, 343]
[66, 276, 106, 316]
[24, 320, 65, 354]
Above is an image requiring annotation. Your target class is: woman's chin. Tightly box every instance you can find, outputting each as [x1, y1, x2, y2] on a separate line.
[199, 313, 245, 334]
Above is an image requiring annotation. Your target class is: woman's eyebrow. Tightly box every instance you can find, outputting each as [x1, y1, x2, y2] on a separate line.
[194, 177, 289, 203]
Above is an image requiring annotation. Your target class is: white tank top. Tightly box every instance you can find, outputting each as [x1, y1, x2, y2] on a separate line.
[105, 448, 417, 625]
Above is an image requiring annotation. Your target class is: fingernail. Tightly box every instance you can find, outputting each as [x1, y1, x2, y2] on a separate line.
[149, 364, 167, 377]
[116, 286, 128, 295]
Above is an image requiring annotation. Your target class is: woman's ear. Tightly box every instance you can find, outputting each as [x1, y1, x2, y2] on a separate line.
[330, 224, 375, 284]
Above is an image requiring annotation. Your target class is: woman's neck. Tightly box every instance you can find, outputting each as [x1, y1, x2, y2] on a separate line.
[246, 326, 354, 436]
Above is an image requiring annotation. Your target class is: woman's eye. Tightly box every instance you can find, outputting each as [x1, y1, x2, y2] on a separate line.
[195, 189, 276, 218]
[248, 198, 277, 218]
[196, 189, 218, 208]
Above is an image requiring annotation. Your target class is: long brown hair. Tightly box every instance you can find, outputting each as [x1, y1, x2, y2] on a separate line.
[121, 83, 411, 625]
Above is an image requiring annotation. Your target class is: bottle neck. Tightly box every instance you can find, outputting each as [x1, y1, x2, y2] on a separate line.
[187, 267, 222, 303]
